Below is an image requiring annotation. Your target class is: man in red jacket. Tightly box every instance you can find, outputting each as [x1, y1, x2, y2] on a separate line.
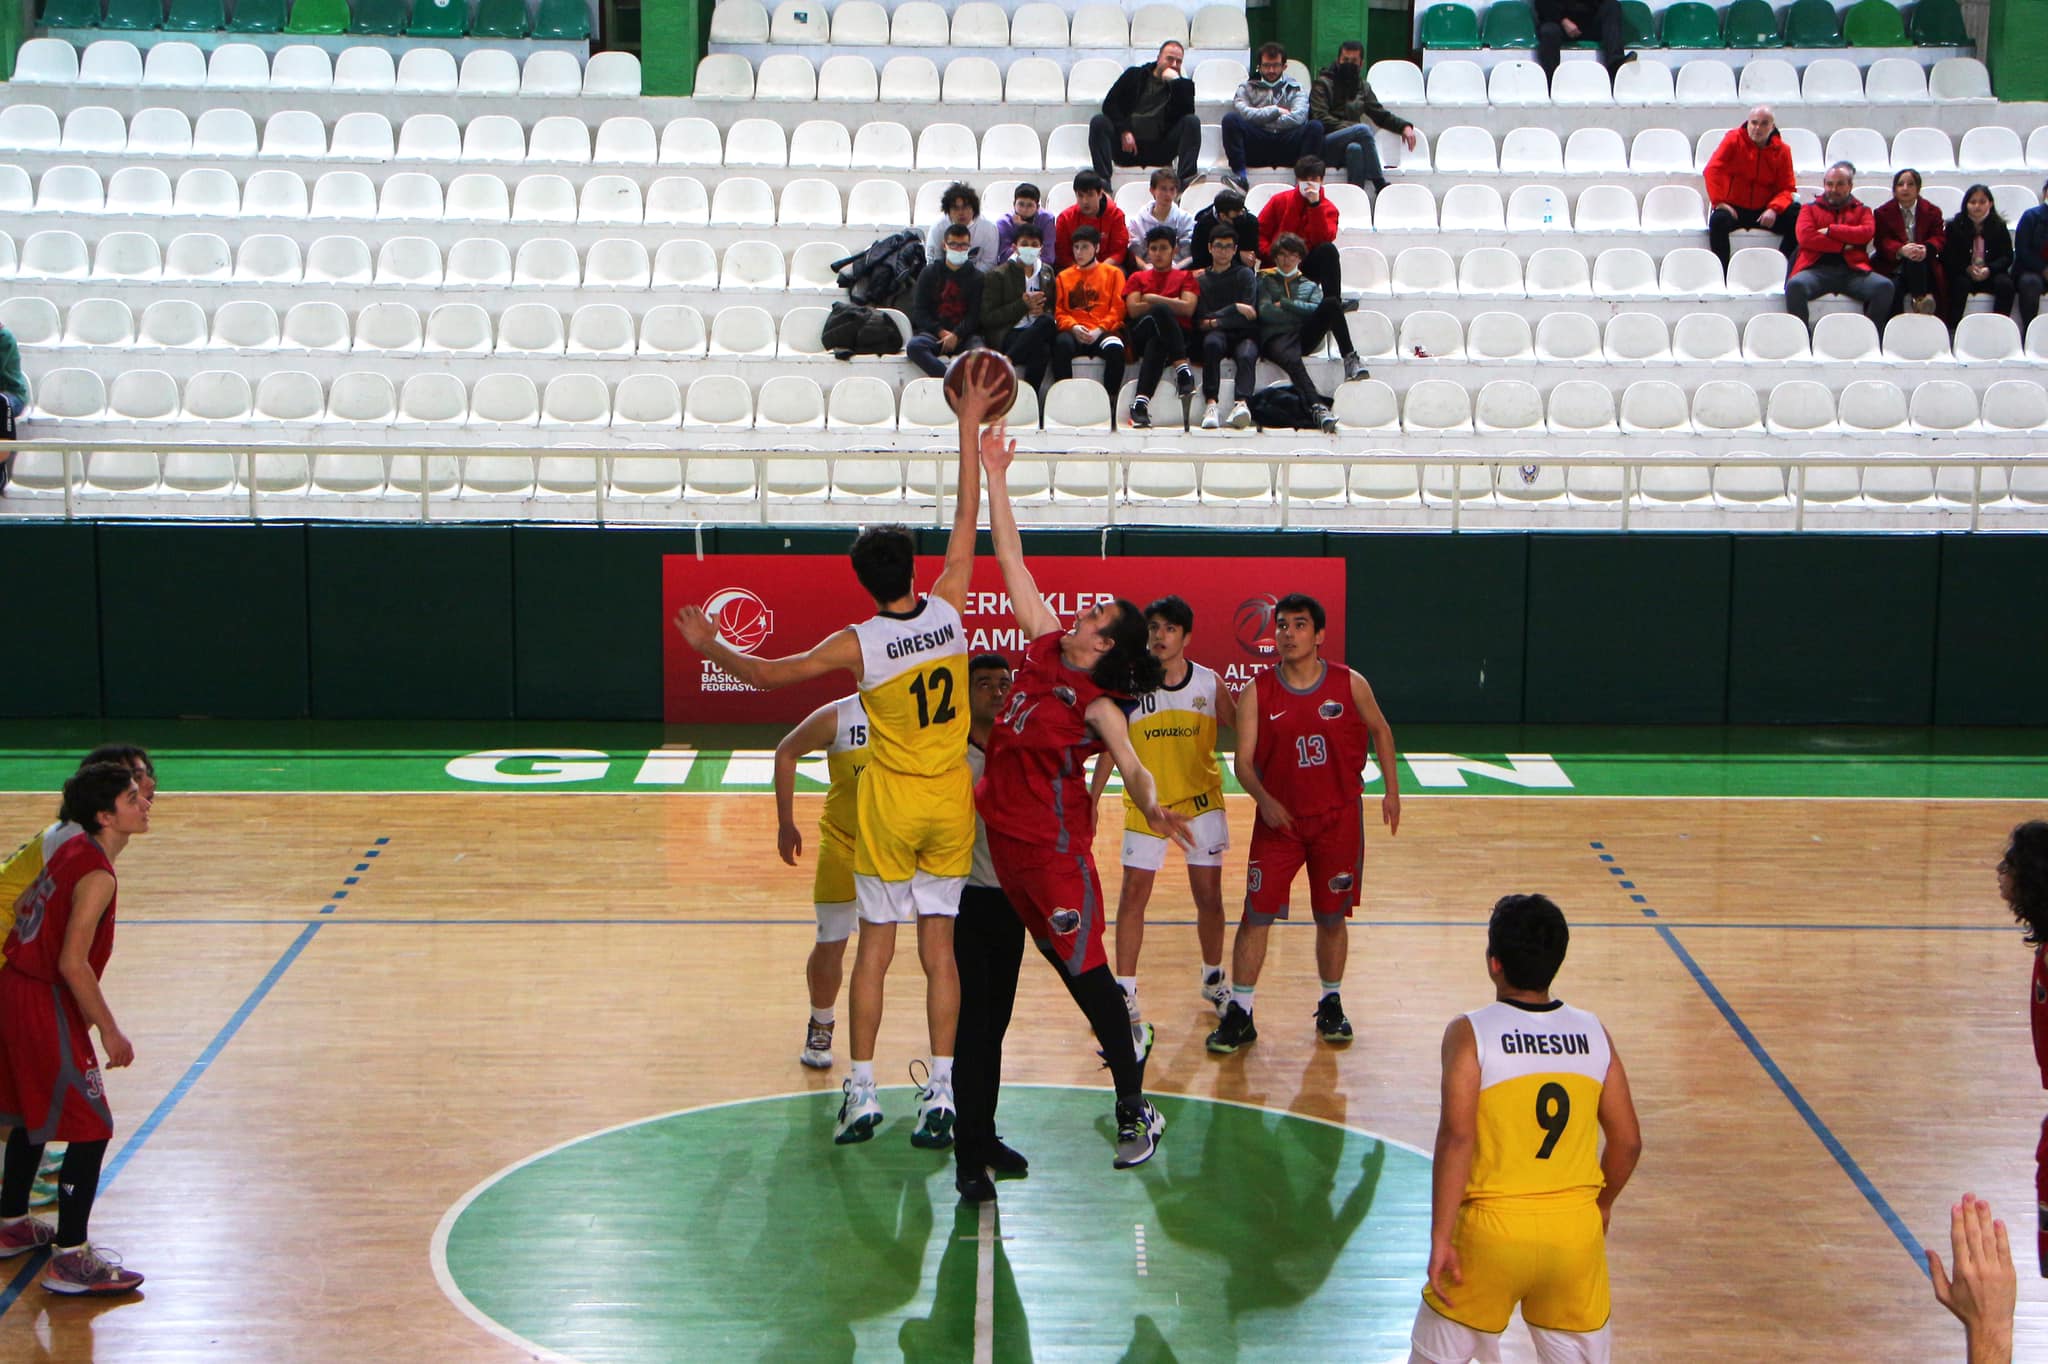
[1786, 161, 1895, 326]
[1703, 105, 1799, 267]
[1255, 155, 1368, 383]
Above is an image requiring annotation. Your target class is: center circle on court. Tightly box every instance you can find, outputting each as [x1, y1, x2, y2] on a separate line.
[434, 1085, 1433, 1363]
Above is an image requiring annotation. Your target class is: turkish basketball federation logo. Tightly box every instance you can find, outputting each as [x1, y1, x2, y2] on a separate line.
[1233, 595, 1280, 658]
[703, 588, 775, 655]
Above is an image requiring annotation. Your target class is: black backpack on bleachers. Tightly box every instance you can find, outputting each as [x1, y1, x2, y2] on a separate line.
[832, 229, 926, 309]
[821, 301, 906, 360]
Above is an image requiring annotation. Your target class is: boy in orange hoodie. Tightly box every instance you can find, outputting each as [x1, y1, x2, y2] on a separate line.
[1052, 224, 1129, 416]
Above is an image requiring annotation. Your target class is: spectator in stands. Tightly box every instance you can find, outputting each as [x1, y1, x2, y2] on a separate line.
[1195, 222, 1261, 430]
[925, 182, 999, 271]
[1942, 184, 2016, 330]
[907, 223, 985, 377]
[1257, 156, 1369, 383]
[1310, 39, 1418, 194]
[1873, 168, 1946, 319]
[1786, 162, 1894, 327]
[1088, 41, 1201, 190]
[1256, 233, 1337, 434]
[1051, 225, 1129, 417]
[1055, 170, 1130, 271]
[1704, 106, 1800, 268]
[1128, 170, 1195, 271]
[1222, 43, 1322, 195]
[0, 321, 23, 495]
[995, 184, 1058, 266]
[1190, 189, 1260, 271]
[981, 221, 1059, 390]
[2011, 181, 2048, 331]
[1928, 1194, 2017, 1364]
[1123, 226, 1200, 428]
[1535, 0, 1633, 78]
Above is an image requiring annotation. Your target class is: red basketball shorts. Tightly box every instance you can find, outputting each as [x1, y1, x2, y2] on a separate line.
[0, 969, 113, 1144]
[984, 827, 1109, 978]
[1244, 802, 1365, 923]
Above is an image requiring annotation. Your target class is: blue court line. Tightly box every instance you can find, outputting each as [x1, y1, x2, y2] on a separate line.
[0, 837, 389, 1320]
[1590, 840, 1929, 1276]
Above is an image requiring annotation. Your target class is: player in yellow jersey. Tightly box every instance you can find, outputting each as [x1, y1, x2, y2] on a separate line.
[1088, 595, 1231, 1043]
[675, 361, 1005, 1150]
[772, 695, 869, 1071]
[1411, 894, 1642, 1364]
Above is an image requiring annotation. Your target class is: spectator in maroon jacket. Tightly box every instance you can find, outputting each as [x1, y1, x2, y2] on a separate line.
[1873, 167, 1946, 318]
[1786, 161, 1893, 326]
[1254, 155, 1367, 382]
[1704, 106, 1799, 267]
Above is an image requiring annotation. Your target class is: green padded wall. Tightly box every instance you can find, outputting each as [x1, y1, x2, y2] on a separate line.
[513, 525, 708, 720]
[1523, 534, 1733, 723]
[1727, 535, 1940, 724]
[98, 523, 308, 718]
[306, 525, 514, 719]
[1329, 532, 1527, 723]
[639, 0, 700, 96]
[0, 522, 99, 716]
[1934, 533, 2048, 725]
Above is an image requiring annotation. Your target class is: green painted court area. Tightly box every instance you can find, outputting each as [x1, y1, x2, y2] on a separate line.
[0, 722, 2045, 799]
[435, 1087, 1431, 1364]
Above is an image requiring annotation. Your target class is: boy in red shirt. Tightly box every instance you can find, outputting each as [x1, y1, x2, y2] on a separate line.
[1255, 155, 1368, 382]
[1123, 226, 1200, 429]
[1995, 820, 2048, 1277]
[1054, 169, 1130, 270]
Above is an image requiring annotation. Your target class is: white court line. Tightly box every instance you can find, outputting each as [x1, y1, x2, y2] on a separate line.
[974, 1199, 995, 1364]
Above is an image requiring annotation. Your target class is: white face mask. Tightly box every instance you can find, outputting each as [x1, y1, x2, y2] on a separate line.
[1015, 246, 1041, 268]
[1278, 264, 1299, 278]
[946, 248, 970, 267]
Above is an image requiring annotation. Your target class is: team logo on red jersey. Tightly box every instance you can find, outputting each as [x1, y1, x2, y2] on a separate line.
[1329, 872, 1355, 892]
[1233, 596, 1280, 658]
[702, 588, 775, 655]
[1319, 701, 1345, 719]
[1053, 686, 1076, 705]
[84, 1066, 103, 1100]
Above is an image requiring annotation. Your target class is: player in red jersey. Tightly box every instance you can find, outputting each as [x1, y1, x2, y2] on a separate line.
[0, 762, 151, 1295]
[1997, 819, 2048, 1276]
[971, 428, 1193, 1171]
[1207, 592, 1399, 1055]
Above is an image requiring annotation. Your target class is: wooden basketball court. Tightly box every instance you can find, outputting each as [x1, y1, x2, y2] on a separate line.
[0, 759, 2040, 1361]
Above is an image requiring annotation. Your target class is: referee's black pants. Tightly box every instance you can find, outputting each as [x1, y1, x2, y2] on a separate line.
[952, 884, 1026, 1168]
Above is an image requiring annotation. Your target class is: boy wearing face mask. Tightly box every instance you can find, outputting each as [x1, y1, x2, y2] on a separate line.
[982, 222, 1059, 389]
[1310, 40, 1420, 194]
[1257, 156, 1369, 383]
[996, 184, 1059, 266]
[1055, 170, 1131, 271]
[1256, 234, 1337, 434]
[1052, 225, 1129, 416]
[1123, 226, 1200, 428]
[908, 223, 986, 378]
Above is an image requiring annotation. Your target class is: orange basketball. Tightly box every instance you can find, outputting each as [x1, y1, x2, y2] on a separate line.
[942, 350, 1019, 423]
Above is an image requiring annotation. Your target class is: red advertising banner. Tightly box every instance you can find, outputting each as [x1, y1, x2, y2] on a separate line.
[662, 555, 1347, 724]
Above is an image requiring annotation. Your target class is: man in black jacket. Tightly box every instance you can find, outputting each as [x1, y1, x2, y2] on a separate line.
[1089, 42, 1201, 188]
[1311, 40, 1420, 192]
[1193, 223, 1261, 430]
[1536, 0, 1632, 77]
[907, 223, 985, 377]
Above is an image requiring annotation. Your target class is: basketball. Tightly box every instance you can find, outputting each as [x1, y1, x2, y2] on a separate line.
[942, 350, 1019, 423]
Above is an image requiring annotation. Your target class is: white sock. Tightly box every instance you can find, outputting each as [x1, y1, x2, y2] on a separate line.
[810, 1006, 835, 1026]
[1320, 980, 1342, 1000]
[851, 1059, 874, 1087]
[1201, 964, 1224, 983]
[1116, 975, 1137, 1000]
[1232, 984, 1255, 1015]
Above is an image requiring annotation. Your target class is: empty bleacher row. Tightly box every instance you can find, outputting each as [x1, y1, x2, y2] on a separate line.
[7, 37, 640, 96]
[35, 0, 593, 40]
[1418, 0, 1968, 51]
[707, 0, 1249, 53]
[1394, 53, 1984, 105]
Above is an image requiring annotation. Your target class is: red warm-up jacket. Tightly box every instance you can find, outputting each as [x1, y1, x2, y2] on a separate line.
[1702, 126, 1797, 216]
[1256, 188, 1341, 260]
[1792, 195, 1876, 274]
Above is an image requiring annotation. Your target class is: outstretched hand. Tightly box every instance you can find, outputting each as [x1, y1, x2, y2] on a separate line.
[674, 605, 718, 652]
[954, 353, 1007, 425]
[1929, 1194, 2017, 1351]
[979, 420, 1016, 476]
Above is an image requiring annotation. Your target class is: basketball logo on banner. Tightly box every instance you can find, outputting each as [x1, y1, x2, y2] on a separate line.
[702, 588, 775, 655]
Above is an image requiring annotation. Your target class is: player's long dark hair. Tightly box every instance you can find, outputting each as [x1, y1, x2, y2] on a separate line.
[1092, 599, 1164, 696]
[58, 762, 136, 837]
[2003, 820, 2048, 945]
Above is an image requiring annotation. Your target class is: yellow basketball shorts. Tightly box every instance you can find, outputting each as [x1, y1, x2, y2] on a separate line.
[813, 824, 857, 908]
[1421, 1198, 1610, 1336]
[853, 764, 975, 883]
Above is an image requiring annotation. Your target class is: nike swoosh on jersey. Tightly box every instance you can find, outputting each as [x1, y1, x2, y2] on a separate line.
[1268, 712, 1286, 720]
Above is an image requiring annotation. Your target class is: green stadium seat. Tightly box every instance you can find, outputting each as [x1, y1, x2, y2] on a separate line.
[225, 0, 284, 28]
[1420, 2, 1482, 48]
[1722, 0, 1780, 44]
[162, 0, 223, 28]
[101, 0, 162, 27]
[38, 0, 101, 25]
[1909, 0, 1969, 44]
[1659, 0, 1723, 46]
[1781, 0, 1842, 44]
[1842, 0, 1906, 44]
[1482, 0, 1536, 47]
[532, 0, 587, 38]
[407, 0, 464, 33]
[1621, 0, 1660, 45]
[467, 0, 526, 36]
[348, 0, 402, 32]
[283, 0, 347, 31]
